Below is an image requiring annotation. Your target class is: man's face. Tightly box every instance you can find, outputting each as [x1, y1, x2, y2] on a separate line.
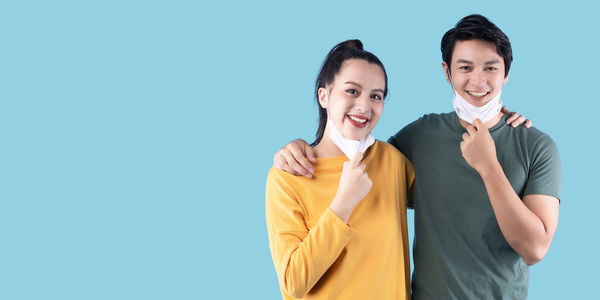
[443, 39, 509, 107]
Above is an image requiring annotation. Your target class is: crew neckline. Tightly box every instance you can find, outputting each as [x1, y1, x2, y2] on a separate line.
[312, 140, 379, 173]
[450, 111, 508, 133]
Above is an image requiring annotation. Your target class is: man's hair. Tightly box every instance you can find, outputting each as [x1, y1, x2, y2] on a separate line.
[441, 14, 512, 77]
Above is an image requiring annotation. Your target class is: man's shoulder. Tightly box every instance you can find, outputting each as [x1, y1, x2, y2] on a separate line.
[508, 124, 558, 150]
[406, 111, 454, 124]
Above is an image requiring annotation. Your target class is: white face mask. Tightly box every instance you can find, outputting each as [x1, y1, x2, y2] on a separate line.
[324, 89, 375, 160]
[449, 73, 503, 124]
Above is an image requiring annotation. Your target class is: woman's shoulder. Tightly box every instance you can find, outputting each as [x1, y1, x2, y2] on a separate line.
[372, 140, 411, 164]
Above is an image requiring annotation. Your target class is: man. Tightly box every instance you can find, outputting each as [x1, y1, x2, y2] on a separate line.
[273, 15, 561, 299]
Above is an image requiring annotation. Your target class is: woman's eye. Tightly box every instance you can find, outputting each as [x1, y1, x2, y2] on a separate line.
[371, 94, 383, 101]
[346, 89, 358, 95]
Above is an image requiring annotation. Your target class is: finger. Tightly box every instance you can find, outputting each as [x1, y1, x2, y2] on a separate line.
[290, 146, 314, 174]
[506, 112, 520, 124]
[305, 145, 317, 163]
[358, 162, 366, 170]
[273, 150, 284, 170]
[466, 125, 477, 137]
[472, 118, 484, 130]
[525, 119, 532, 128]
[462, 132, 470, 142]
[501, 105, 511, 115]
[350, 151, 363, 165]
[510, 115, 526, 127]
[280, 164, 303, 177]
[282, 149, 311, 178]
[460, 140, 465, 151]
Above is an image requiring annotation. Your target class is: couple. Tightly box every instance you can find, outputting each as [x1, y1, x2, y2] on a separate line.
[266, 14, 561, 300]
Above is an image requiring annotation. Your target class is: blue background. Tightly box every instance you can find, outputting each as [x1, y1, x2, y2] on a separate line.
[2, 0, 597, 299]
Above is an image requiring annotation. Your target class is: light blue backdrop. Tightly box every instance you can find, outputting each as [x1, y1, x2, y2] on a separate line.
[1, 0, 597, 299]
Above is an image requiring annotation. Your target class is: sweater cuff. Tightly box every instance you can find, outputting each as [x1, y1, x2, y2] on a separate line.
[323, 207, 356, 238]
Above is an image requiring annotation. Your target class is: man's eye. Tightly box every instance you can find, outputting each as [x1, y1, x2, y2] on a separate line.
[459, 66, 471, 71]
[486, 67, 498, 71]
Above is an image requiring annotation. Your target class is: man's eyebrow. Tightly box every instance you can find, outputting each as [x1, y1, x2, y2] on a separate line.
[456, 59, 473, 64]
[485, 59, 501, 64]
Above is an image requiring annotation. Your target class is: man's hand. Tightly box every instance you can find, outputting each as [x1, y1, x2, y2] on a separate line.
[460, 119, 500, 175]
[502, 106, 532, 128]
[273, 139, 316, 178]
[329, 152, 372, 223]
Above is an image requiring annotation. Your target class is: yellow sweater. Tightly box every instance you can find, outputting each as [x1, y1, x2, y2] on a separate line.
[265, 141, 414, 299]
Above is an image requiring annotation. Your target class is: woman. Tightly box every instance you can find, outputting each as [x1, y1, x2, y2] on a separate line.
[265, 40, 414, 299]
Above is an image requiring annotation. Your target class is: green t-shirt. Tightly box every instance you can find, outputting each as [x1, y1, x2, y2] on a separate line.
[388, 112, 561, 300]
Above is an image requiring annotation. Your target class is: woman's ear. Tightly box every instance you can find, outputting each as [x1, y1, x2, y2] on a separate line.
[318, 87, 328, 109]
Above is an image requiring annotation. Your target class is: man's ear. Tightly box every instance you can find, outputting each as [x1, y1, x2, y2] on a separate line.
[442, 62, 451, 83]
[503, 72, 510, 84]
[318, 87, 328, 109]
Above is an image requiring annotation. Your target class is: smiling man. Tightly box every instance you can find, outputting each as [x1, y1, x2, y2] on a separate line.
[387, 15, 561, 299]
[272, 14, 561, 299]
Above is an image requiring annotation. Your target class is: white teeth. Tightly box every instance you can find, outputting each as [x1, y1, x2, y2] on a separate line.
[468, 91, 489, 97]
[348, 115, 367, 123]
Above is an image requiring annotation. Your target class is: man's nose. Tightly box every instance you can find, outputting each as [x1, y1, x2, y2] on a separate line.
[469, 70, 487, 88]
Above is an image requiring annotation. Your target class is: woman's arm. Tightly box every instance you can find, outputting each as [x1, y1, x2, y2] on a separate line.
[265, 169, 354, 298]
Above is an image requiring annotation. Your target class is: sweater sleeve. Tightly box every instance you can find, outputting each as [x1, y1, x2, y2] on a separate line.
[265, 168, 355, 298]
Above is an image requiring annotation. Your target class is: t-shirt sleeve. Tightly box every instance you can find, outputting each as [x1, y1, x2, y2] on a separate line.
[387, 119, 419, 162]
[388, 119, 419, 208]
[523, 134, 562, 201]
[404, 158, 416, 209]
[265, 168, 355, 298]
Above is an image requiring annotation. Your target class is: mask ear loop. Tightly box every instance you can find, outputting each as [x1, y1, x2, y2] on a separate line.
[447, 69, 457, 97]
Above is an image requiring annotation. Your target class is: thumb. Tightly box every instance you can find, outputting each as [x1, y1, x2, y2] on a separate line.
[305, 144, 317, 163]
[350, 151, 363, 165]
[472, 118, 484, 130]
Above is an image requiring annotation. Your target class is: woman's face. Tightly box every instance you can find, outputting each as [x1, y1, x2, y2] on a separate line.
[319, 59, 385, 141]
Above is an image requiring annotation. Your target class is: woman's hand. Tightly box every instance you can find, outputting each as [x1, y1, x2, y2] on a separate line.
[329, 152, 372, 223]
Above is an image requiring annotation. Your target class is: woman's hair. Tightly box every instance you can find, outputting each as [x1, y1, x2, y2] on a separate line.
[311, 39, 388, 146]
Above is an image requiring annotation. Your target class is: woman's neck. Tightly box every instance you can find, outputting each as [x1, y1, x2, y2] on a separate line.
[313, 127, 345, 158]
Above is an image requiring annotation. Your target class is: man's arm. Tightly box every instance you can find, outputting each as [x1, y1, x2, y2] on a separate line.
[460, 119, 560, 265]
[479, 165, 559, 265]
[273, 107, 531, 177]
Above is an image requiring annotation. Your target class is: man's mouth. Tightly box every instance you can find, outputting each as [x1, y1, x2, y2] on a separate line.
[346, 114, 369, 128]
[466, 91, 490, 97]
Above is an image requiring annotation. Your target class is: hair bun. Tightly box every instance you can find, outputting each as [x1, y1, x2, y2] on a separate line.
[333, 39, 364, 52]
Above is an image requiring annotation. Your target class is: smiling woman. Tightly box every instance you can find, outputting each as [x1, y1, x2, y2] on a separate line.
[265, 40, 414, 299]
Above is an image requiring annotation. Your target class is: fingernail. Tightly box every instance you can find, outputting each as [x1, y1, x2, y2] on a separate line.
[308, 168, 314, 173]
[305, 173, 312, 178]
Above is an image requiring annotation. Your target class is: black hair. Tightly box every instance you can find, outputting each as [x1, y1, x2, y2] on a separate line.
[441, 14, 512, 77]
[311, 39, 388, 146]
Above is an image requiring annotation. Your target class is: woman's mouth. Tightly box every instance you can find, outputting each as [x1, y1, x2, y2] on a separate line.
[346, 114, 368, 128]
